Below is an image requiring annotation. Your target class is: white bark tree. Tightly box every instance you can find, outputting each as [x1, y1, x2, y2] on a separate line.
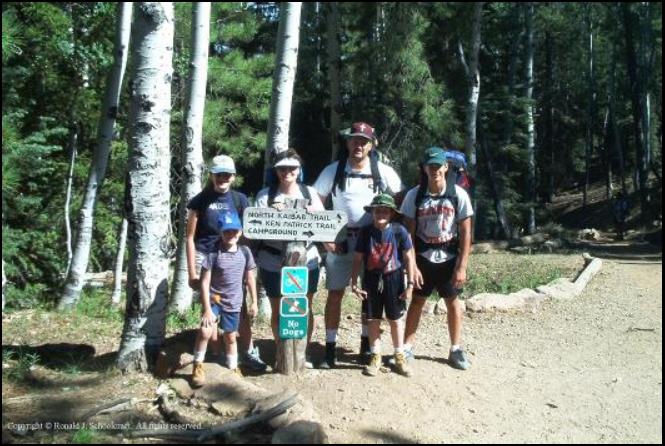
[264, 1, 302, 174]
[59, 2, 133, 311]
[325, 2, 342, 161]
[458, 2, 483, 180]
[524, 2, 536, 235]
[111, 218, 128, 306]
[117, 2, 174, 373]
[170, 2, 211, 314]
[64, 125, 78, 277]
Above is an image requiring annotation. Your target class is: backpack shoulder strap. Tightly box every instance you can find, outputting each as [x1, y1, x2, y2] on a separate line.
[369, 150, 385, 193]
[299, 183, 312, 202]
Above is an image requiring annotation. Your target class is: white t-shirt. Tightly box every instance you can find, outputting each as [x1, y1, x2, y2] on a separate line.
[313, 159, 403, 228]
[400, 184, 474, 263]
[254, 185, 324, 272]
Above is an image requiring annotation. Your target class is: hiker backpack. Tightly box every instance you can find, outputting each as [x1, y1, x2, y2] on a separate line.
[325, 131, 387, 209]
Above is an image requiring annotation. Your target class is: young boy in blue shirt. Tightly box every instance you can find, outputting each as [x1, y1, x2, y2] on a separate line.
[191, 212, 258, 388]
[350, 194, 416, 377]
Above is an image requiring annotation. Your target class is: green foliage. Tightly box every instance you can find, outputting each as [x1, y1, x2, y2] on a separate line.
[464, 253, 578, 298]
[75, 288, 123, 323]
[71, 428, 98, 444]
[166, 301, 202, 333]
[2, 349, 40, 383]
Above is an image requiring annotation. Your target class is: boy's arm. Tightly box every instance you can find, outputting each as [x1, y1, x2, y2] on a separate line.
[452, 217, 472, 289]
[245, 268, 258, 317]
[350, 252, 367, 299]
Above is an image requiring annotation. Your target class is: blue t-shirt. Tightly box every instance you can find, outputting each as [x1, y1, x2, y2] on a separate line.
[355, 223, 413, 274]
[187, 188, 249, 254]
[201, 245, 256, 313]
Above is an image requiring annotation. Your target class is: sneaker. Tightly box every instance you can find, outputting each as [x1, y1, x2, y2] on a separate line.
[319, 342, 336, 369]
[448, 349, 470, 370]
[393, 352, 412, 377]
[241, 346, 268, 372]
[304, 356, 314, 369]
[191, 362, 206, 388]
[363, 353, 382, 376]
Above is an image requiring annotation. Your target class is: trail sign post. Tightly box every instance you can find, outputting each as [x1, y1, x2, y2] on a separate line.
[244, 201, 347, 375]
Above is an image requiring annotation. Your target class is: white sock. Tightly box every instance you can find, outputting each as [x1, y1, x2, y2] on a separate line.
[361, 325, 369, 337]
[370, 345, 380, 354]
[227, 354, 238, 370]
[404, 343, 413, 352]
[394, 347, 404, 354]
[450, 344, 462, 353]
[326, 329, 338, 344]
[194, 350, 206, 363]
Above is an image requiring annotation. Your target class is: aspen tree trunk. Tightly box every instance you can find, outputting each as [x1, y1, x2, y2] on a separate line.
[264, 1, 302, 180]
[463, 2, 483, 180]
[326, 2, 342, 161]
[59, 2, 133, 311]
[111, 218, 129, 306]
[264, 2, 305, 375]
[170, 2, 210, 314]
[524, 2, 536, 235]
[117, 2, 174, 373]
[64, 125, 78, 278]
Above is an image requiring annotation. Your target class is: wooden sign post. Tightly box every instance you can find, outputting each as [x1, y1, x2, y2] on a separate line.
[243, 203, 347, 374]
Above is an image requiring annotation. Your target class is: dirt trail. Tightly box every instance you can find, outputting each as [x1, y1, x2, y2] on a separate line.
[249, 258, 662, 443]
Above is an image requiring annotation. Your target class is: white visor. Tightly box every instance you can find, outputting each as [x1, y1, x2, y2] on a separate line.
[274, 157, 301, 168]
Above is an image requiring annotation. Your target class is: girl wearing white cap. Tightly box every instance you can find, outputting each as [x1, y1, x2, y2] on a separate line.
[186, 154, 267, 373]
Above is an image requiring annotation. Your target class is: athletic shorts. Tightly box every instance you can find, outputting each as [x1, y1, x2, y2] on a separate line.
[414, 256, 459, 299]
[260, 267, 320, 299]
[361, 269, 406, 321]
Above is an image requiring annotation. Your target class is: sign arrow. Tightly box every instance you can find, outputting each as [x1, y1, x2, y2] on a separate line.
[248, 219, 262, 225]
[302, 230, 315, 238]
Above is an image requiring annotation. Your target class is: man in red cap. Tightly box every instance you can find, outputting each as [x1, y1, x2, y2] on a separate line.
[314, 122, 404, 368]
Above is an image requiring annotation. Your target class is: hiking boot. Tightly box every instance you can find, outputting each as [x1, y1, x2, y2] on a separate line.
[388, 346, 414, 366]
[319, 342, 336, 369]
[191, 362, 205, 388]
[360, 336, 371, 363]
[363, 353, 382, 377]
[241, 346, 268, 372]
[448, 349, 470, 370]
[393, 352, 412, 377]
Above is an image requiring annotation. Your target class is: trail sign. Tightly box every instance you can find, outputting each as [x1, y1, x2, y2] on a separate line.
[281, 266, 308, 296]
[243, 207, 348, 242]
[279, 295, 308, 339]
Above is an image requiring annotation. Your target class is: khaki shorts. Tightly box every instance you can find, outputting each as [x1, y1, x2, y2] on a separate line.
[325, 251, 354, 291]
